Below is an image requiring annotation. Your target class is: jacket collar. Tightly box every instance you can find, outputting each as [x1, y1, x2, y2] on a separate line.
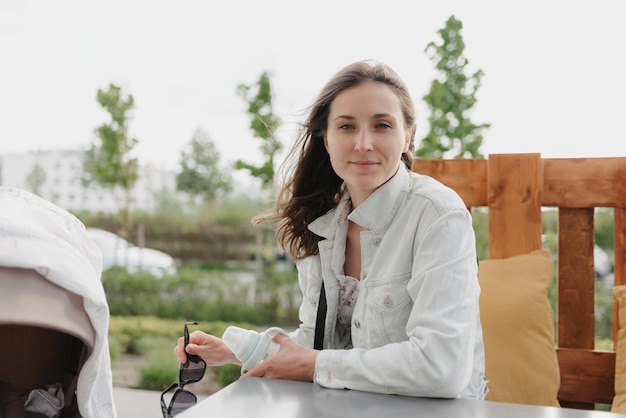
[308, 167, 410, 239]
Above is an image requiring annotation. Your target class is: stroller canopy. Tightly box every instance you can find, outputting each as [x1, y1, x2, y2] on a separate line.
[0, 187, 116, 418]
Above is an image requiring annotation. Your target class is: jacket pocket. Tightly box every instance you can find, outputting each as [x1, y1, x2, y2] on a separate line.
[362, 274, 413, 345]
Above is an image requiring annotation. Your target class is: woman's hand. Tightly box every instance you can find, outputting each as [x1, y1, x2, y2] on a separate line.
[244, 333, 318, 382]
[174, 330, 241, 367]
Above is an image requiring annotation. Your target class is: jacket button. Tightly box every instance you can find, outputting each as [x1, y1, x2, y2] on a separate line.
[373, 237, 381, 246]
[384, 294, 394, 309]
[353, 320, 361, 329]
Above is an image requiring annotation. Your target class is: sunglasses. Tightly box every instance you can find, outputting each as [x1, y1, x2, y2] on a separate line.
[161, 321, 207, 417]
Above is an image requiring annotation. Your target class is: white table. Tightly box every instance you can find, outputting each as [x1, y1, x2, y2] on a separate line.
[177, 377, 625, 417]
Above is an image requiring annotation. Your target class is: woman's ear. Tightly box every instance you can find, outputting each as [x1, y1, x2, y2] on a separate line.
[402, 127, 413, 153]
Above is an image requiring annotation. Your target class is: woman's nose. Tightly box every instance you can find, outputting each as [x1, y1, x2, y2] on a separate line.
[354, 129, 374, 151]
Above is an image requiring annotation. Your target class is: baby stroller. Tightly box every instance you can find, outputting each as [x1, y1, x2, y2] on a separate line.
[0, 187, 116, 418]
[0, 267, 95, 417]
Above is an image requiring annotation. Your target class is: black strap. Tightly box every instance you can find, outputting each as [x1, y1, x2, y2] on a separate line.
[313, 282, 327, 350]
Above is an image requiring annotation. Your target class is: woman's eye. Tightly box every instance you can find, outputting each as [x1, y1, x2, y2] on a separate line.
[339, 123, 353, 130]
[376, 122, 392, 129]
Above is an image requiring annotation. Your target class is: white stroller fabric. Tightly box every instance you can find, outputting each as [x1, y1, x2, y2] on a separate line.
[0, 187, 117, 418]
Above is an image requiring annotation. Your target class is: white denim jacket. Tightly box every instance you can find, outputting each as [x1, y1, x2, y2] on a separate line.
[289, 167, 487, 399]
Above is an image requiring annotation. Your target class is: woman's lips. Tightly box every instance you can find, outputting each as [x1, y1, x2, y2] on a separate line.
[351, 160, 378, 168]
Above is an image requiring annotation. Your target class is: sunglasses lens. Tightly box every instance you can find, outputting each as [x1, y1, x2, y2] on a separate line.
[168, 389, 197, 416]
[181, 354, 206, 384]
[161, 321, 205, 417]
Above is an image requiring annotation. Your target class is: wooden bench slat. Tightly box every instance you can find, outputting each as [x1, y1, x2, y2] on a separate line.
[411, 158, 488, 207]
[615, 208, 626, 349]
[414, 157, 626, 208]
[616, 208, 626, 287]
[543, 157, 626, 208]
[558, 208, 596, 349]
[557, 348, 616, 405]
[487, 154, 543, 259]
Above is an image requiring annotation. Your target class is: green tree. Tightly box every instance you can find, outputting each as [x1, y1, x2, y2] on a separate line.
[83, 83, 138, 234]
[176, 127, 232, 211]
[26, 162, 47, 196]
[235, 71, 282, 189]
[417, 15, 490, 159]
[235, 70, 283, 287]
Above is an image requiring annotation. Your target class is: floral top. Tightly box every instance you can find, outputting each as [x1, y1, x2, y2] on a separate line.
[336, 274, 359, 328]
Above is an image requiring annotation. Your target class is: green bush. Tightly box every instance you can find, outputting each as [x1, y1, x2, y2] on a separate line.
[109, 316, 239, 355]
[108, 317, 170, 355]
[139, 351, 179, 390]
[103, 268, 162, 317]
[103, 264, 299, 327]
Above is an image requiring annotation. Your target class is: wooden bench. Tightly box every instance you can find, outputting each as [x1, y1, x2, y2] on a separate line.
[412, 153, 626, 409]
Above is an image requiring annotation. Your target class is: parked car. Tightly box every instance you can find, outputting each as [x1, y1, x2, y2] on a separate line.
[86, 227, 176, 278]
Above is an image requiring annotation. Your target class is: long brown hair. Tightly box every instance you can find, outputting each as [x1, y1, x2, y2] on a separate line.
[253, 60, 416, 260]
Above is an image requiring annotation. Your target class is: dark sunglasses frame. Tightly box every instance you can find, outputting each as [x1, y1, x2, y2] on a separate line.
[160, 321, 207, 418]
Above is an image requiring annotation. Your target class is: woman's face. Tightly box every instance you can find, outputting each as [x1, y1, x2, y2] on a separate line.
[324, 81, 411, 206]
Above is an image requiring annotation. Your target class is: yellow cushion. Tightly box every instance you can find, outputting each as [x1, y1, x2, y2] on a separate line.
[612, 285, 626, 413]
[479, 249, 560, 407]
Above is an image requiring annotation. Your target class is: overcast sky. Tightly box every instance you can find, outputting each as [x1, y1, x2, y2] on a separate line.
[1, 0, 625, 178]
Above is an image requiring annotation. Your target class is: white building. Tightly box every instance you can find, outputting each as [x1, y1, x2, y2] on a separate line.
[0, 148, 178, 213]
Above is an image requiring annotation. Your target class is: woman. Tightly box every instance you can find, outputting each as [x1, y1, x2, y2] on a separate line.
[175, 60, 487, 399]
